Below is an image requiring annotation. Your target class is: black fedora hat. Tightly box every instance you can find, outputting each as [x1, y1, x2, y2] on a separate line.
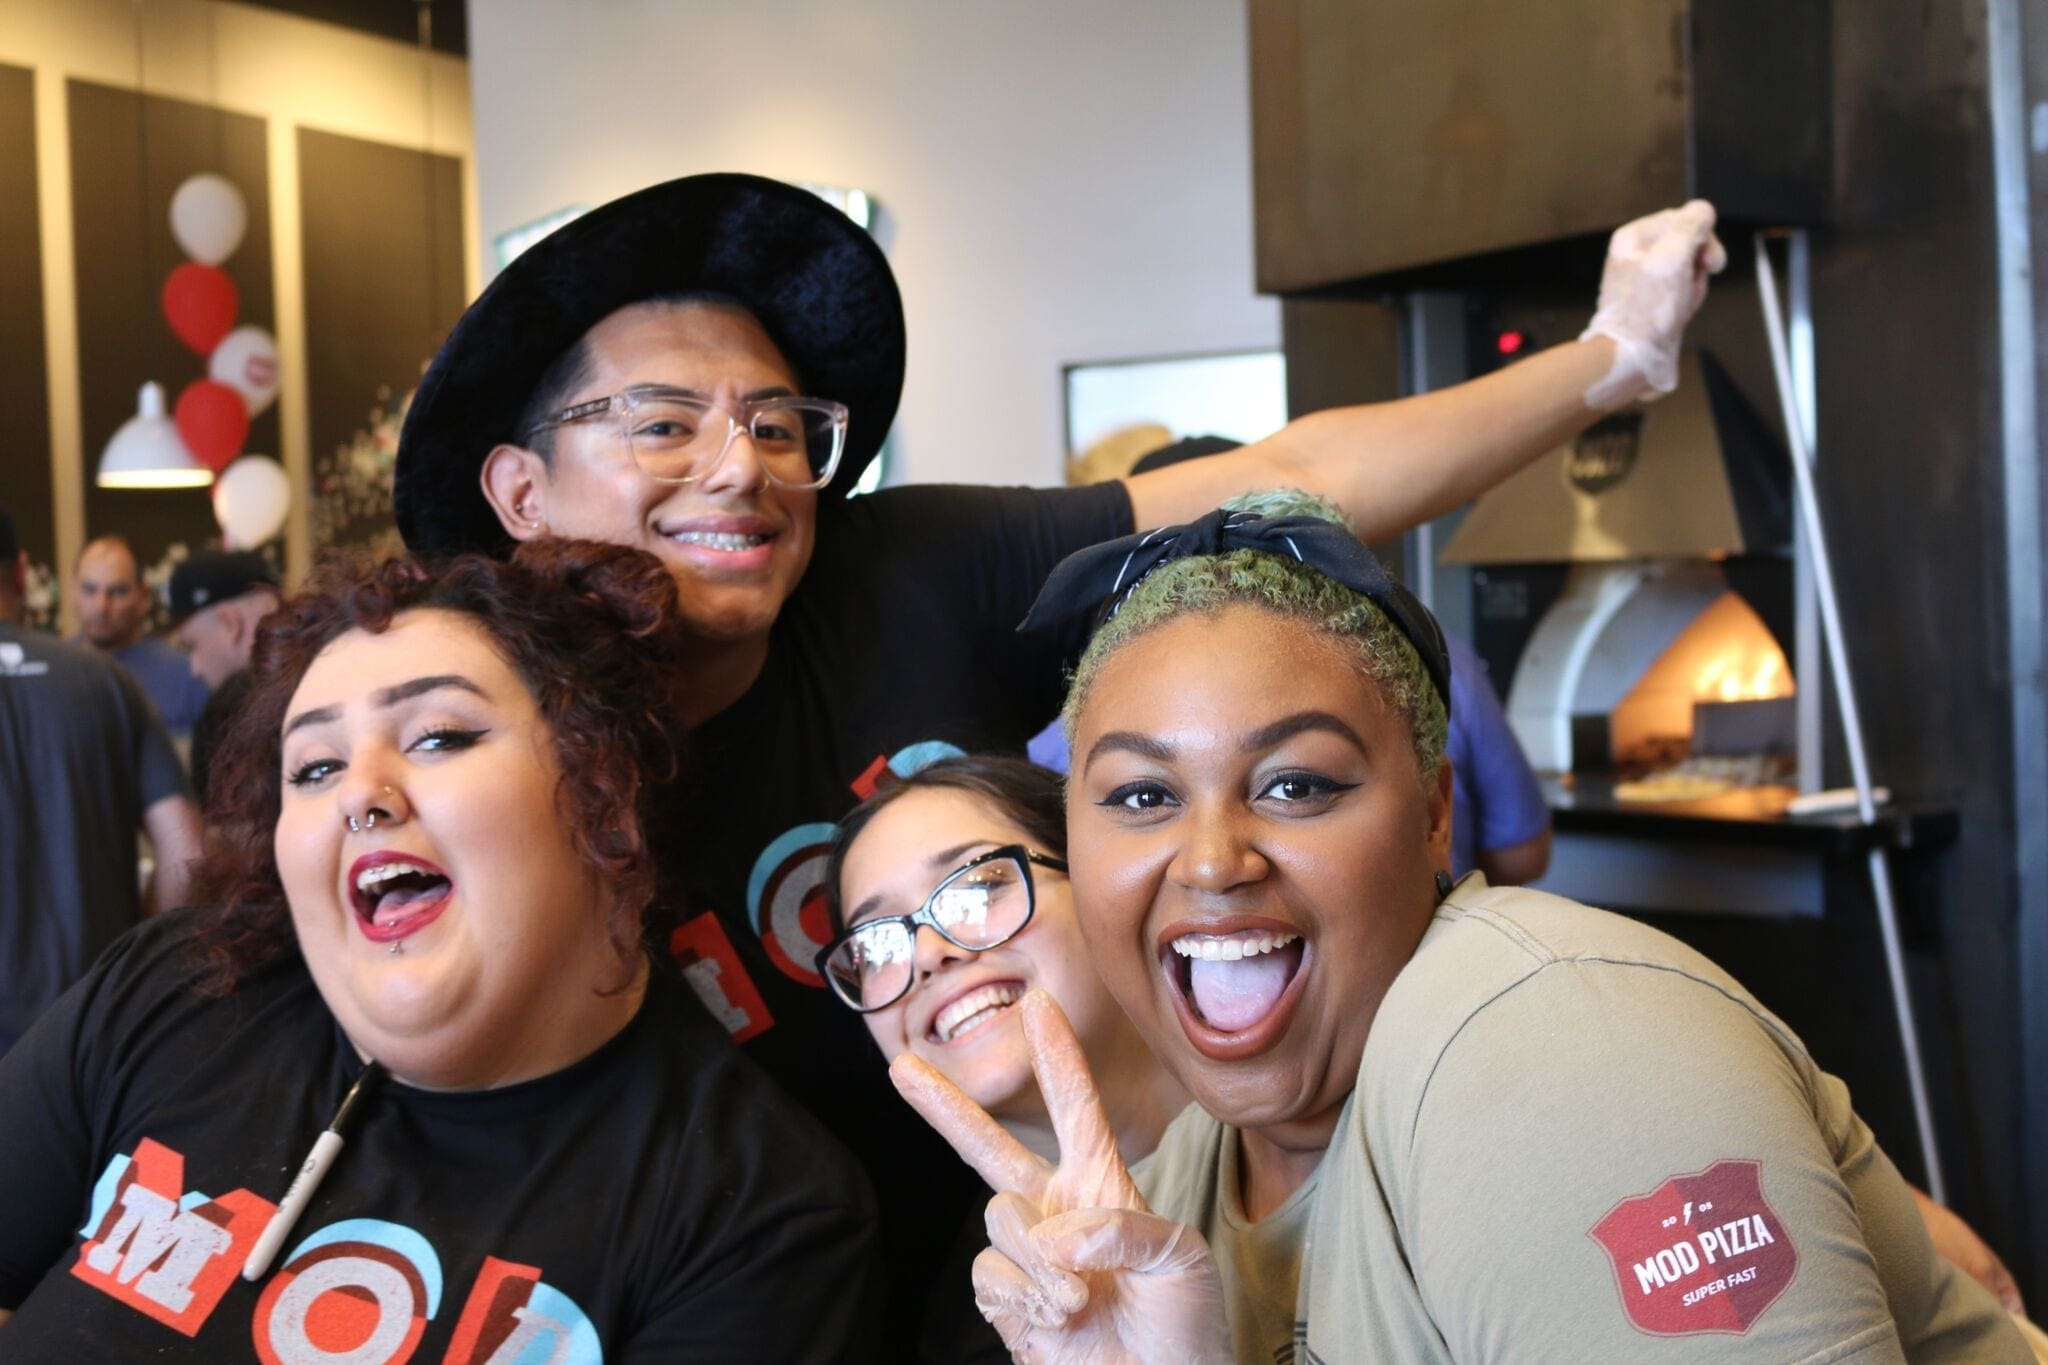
[395, 173, 905, 556]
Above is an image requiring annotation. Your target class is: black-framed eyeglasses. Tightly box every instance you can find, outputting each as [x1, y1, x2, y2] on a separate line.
[525, 386, 850, 490]
[816, 845, 1069, 1014]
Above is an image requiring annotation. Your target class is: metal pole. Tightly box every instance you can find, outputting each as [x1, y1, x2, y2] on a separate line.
[1788, 233, 1823, 795]
[1986, 0, 2048, 1281]
[1754, 233, 1946, 1202]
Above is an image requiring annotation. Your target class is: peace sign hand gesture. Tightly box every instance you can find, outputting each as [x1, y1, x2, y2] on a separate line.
[890, 989, 1230, 1363]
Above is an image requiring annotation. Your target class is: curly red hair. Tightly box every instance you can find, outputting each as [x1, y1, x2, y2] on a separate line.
[188, 539, 693, 994]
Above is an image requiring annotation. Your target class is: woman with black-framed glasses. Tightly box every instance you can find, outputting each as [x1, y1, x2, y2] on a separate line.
[823, 755, 1187, 1169]
[822, 754, 1190, 1362]
[818, 844, 1068, 1013]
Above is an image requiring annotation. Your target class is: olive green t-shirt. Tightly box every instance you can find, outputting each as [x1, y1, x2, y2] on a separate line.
[1136, 879, 2028, 1363]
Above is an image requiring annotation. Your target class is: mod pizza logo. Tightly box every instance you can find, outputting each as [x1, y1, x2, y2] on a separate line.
[70, 1140, 598, 1359]
[741, 740, 967, 989]
[1588, 1158, 1798, 1336]
[72, 1137, 276, 1335]
[670, 911, 773, 1042]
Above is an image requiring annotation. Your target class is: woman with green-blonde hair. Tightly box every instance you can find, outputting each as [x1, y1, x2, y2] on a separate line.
[894, 490, 2032, 1362]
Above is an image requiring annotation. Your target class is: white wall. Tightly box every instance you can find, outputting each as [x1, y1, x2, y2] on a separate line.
[467, 0, 1279, 489]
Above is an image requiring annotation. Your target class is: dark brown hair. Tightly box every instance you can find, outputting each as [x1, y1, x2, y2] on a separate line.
[824, 753, 1066, 935]
[513, 290, 765, 461]
[188, 538, 693, 993]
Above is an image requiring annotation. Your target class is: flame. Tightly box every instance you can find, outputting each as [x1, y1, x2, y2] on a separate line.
[1694, 637, 1790, 702]
[1611, 591, 1797, 762]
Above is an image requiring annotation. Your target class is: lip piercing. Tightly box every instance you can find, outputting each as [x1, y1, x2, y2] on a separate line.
[389, 942, 403, 956]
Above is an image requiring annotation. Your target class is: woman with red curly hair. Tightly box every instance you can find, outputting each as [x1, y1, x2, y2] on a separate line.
[0, 540, 879, 1359]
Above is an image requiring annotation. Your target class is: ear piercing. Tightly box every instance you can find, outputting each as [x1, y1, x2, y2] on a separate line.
[1435, 869, 1454, 900]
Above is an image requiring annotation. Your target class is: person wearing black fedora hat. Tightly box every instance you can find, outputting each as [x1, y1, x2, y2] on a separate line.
[392, 174, 1723, 1349]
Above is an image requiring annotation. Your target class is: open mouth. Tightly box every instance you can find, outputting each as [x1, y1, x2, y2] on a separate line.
[347, 852, 453, 944]
[1161, 924, 1309, 1059]
[928, 980, 1026, 1045]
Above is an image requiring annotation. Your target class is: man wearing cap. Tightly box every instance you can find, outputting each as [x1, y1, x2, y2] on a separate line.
[0, 507, 202, 1054]
[392, 175, 1723, 1348]
[168, 550, 281, 808]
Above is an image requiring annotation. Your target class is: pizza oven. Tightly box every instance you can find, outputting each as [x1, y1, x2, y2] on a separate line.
[1439, 346, 1800, 789]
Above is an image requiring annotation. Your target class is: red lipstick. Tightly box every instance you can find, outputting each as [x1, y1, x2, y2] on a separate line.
[346, 850, 453, 944]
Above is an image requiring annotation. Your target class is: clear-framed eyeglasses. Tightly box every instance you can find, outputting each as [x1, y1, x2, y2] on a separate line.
[525, 386, 850, 490]
[816, 845, 1069, 1013]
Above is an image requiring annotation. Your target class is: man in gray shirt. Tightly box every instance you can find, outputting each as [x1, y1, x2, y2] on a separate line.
[0, 508, 201, 1052]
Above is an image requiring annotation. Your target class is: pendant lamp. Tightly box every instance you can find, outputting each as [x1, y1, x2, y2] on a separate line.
[97, 381, 212, 488]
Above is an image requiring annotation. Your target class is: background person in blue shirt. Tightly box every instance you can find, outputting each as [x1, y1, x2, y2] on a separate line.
[71, 536, 210, 735]
[1445, 631, 1551, 884]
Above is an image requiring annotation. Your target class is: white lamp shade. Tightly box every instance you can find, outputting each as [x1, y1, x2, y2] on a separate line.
[98, 382, 213, 489]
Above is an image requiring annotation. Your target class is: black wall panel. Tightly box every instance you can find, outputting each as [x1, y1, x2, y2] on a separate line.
[68, 78, 275, 571]
[297, 125, 463, 556]
[0, 63, 53, 570]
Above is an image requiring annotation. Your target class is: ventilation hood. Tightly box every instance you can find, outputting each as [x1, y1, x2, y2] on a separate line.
[1251, 0, 1831, 294]
[1439, 348, 1789, 564]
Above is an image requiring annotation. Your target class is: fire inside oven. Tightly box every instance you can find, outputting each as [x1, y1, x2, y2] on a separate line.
[1442, 341, 1798, 802]
[1500, 562, 1796, 801]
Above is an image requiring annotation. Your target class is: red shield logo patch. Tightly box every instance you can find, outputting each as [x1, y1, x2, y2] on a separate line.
[1588, 1159, 1798, 1335]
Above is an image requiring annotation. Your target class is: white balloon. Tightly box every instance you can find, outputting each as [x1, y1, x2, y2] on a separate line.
[208, 326, 281, 417]
[169, 174, 247, 266]
[213, 455, 291, 548]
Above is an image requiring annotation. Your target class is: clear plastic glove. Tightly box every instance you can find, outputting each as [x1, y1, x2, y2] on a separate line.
[1579, 199, 1728, 410]
[892, 989, 1231, 1364]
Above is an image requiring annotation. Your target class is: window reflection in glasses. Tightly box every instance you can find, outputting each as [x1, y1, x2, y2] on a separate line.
[817, 846, 1066, 1013]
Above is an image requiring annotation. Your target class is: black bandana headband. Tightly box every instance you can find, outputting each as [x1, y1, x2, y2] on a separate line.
[1018, 507, 1451, 707]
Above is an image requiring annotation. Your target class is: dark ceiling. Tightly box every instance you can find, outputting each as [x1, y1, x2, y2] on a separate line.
[223, 0, 466, 58]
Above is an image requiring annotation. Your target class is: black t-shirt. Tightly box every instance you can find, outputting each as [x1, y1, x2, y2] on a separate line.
[187, 666, 254, 810]
[0, 912, 881, 1360]
[0, 624, 189, 1051]
[665, 480, 1132, 1353]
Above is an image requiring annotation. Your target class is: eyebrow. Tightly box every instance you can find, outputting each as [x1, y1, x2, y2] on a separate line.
[844, 839, 999, 928]
[1081, 711, 1369, 775]
[1080, 730, 1177, 776]
[282, 673, 488, 738]
[624, 383, 799, 403]
[1240, 710, 1369, 754]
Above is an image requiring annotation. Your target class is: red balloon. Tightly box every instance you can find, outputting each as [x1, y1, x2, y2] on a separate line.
[174, 379, 250, 472]
[161, 262, 239, 356]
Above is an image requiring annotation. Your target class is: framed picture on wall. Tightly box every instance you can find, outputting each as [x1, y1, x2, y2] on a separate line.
[1062, 349, 1287, 483]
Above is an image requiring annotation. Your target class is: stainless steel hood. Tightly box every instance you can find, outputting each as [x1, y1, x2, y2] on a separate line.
[1440, 347, 1789, 564]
